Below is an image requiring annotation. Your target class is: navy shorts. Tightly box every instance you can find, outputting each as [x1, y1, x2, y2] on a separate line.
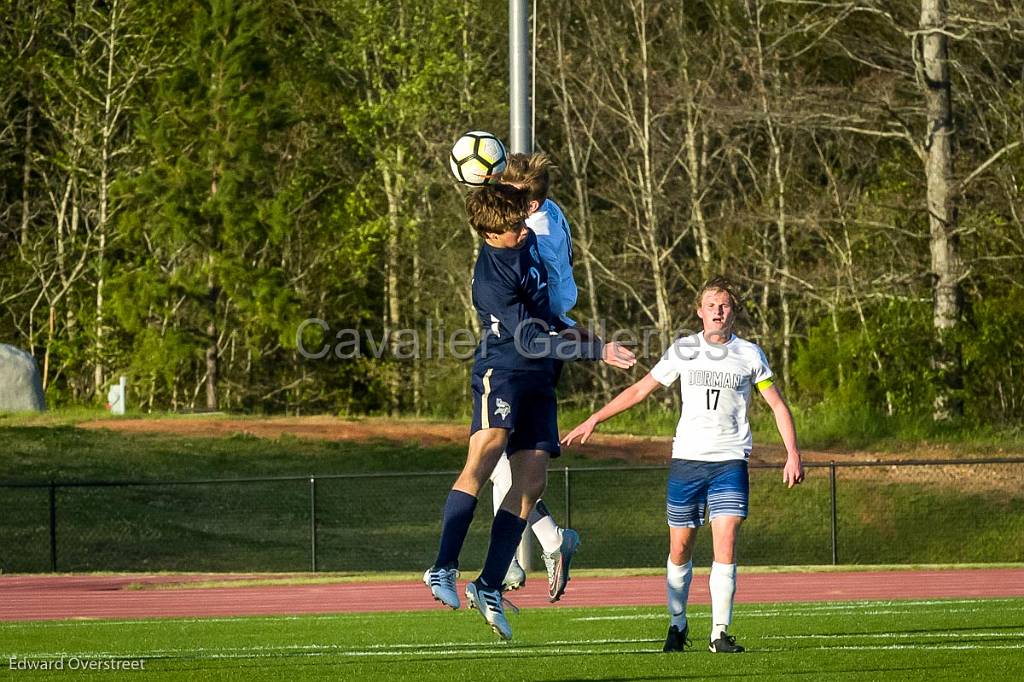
[470, 368, 560, 457]
[666, 459, 749, 528]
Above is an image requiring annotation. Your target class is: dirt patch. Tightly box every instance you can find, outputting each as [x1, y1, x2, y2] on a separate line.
[76, 415, 813, 464]
[74, 415, 1015, 467]
[77, 416, 469, 447]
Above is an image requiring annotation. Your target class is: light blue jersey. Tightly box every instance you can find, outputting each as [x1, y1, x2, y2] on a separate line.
[527, 199, 578, 327]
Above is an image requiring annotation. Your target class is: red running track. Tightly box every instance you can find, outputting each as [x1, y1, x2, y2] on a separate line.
[1, 569, 1022, 622]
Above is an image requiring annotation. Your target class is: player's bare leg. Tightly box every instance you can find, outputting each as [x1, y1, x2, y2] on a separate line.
[708, 515, 744, 653]
[501, 448, 549, 518]
[454, 429, 510, 496]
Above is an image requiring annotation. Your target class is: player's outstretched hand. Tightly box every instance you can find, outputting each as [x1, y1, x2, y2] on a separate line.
[602, 342, 636, 369]
[783, 456, 804, 488]
[561, 418, 598, 446]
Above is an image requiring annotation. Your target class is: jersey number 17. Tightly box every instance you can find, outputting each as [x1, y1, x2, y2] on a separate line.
[706, 389, 720, 410]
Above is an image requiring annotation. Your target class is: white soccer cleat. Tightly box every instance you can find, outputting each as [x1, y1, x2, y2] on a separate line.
[465, 579, 513, 641]
[502, 557, 527, 591]
[423, 566, 460, 609]
[543, 528, 580, 602]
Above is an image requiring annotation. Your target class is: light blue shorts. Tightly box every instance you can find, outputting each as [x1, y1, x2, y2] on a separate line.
[666, 459, 749, 528]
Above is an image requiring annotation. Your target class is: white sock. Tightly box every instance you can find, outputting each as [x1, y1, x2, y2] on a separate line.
[489, 453, 512, 515]
[709, 561, 737, 640]
[530, 510, 563, 554]
[667, 558, 692, 630]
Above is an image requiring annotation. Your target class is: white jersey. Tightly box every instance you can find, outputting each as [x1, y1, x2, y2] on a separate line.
[527, 199, 577, 327]
[650, 332, 774, 462]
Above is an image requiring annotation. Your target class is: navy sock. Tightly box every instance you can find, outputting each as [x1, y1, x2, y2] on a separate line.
[479, 509, 528, 589]
[433, 489, 478, 569]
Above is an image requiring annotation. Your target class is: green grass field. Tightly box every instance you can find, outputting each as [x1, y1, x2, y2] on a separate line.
[2, 598, 1023, 680]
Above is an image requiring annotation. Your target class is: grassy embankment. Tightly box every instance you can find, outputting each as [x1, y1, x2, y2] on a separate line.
[1, 415, 1021, 574]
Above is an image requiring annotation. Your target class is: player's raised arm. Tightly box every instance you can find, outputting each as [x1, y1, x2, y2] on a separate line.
[759, 383, 804, 488]
[562, 372, 662, 446]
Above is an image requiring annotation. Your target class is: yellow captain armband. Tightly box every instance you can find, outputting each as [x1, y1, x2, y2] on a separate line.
[755, 378, 774, 391]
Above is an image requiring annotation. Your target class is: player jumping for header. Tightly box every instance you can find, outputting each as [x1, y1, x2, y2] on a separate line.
[489, 152, 587, 601]
[563, 277, 804, 654]
[423, 184, 635, 641]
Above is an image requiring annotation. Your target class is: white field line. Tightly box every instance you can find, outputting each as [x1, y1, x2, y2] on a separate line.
[3, 645, 664, 663]
[750, 607, 1016, 618]
[761, 631, 1024, 640]
[7, 635, 1024, 663]
[575, 607, 997, 622]
[1, 638, 659, 661]
[6, 643, 1024, 663]
[0, 613, 389, 630]
[736, 597, 1024, 613]
[5, 596, 1019, 631]
[803, 644, 1024, 651]
[574, 599, 1024, 621]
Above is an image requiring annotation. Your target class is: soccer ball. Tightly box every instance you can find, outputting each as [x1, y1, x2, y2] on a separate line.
[449, 131, 507, 186]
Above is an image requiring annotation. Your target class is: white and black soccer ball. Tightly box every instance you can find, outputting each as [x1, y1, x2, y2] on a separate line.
[449, 131, 507, 186]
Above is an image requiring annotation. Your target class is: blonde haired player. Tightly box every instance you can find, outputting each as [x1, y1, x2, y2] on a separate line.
[489, 152, 585, 602]
[563, 277, 804, 654]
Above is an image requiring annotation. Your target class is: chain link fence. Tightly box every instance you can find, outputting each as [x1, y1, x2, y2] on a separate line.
[1, 459, 1022, 573]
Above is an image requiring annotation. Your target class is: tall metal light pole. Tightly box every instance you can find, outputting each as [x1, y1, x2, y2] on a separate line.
[509, 0, 532, 155]
[509, 0, 533, 572]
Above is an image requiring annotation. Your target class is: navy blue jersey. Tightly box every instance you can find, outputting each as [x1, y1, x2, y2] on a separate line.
[472, 231, 602, 372]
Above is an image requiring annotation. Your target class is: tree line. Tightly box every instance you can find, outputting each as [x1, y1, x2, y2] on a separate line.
[2, 0, 1023, 426]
